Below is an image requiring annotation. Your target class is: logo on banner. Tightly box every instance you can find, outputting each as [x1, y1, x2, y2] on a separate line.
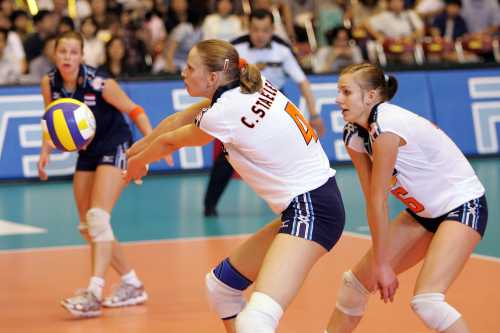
[0, 95, 77, 179]
[468, 77, 500, 154]
[297, 82, 350, 161]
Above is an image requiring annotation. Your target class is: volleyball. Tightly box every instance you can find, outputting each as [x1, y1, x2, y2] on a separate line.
[41, 98, 96, 152]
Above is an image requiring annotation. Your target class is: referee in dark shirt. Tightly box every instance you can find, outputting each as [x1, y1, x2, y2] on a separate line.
[203, 9, 324, 217]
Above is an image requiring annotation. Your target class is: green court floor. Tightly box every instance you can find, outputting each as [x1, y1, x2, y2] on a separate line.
[0, 159, 499, 259]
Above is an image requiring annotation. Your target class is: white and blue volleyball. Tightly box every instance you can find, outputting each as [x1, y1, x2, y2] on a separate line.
[42, 98, 96, 152]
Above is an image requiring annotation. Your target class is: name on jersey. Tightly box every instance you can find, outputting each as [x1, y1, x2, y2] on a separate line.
[241, 81, 278, 129]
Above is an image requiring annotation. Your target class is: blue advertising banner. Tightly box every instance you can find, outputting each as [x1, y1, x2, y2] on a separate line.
[1, 67, 499, 180]
[427, 69, 500, 155]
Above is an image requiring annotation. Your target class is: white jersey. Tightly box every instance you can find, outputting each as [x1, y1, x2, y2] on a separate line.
[344, 102, 484, 218]
[196, 79, 334, 213]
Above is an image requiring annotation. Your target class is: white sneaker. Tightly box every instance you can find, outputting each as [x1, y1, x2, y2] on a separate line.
[61, 289, 102, 318]
[103, 282, 148, 308]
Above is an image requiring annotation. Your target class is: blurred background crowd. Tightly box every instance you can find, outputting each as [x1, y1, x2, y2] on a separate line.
[0, 0, 498, 85]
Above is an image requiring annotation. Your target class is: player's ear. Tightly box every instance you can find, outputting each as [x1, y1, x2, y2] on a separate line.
[366, 89, 378, 105]
[207, 71, 221, 89]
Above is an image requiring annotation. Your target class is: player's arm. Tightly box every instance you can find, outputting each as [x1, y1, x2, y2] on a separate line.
[346, 146, 372, 202]
[298, 80, 324, 136]
[127, 99, 211, 158]
[38, 75, 54, 180]
[367, 132, 400, 303]
[102, 78, 153, 137]
[125, 124, 213, 182]
[283, 48, 324, 136]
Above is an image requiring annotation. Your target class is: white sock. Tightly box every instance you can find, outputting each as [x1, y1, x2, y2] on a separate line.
[88, 276, 105, 300]
[122, 269, 141, 287]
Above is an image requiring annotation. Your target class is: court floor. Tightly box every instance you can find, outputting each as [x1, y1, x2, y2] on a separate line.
[1, 158, 499, 332]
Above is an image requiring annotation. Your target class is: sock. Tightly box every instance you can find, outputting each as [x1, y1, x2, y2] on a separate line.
[122, 269, 141, 287]
[88, 276, 105, 300]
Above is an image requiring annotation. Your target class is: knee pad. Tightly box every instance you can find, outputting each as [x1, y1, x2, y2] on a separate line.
[410, 293, 461, 331]
[235, 292, 283, 333]
[205, 258, 252, 320]
[336, 270, 370, 316]
[86, 208, 114, 242]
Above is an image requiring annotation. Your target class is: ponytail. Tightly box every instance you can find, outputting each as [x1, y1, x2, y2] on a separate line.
[239, 61, 262, 94]
[385, 75, 398, 100]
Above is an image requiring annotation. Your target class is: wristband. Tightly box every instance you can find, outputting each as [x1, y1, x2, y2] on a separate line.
[129, 106, 145, 122]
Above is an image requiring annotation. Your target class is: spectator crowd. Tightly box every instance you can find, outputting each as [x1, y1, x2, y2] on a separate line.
[0, 0, 498, 85]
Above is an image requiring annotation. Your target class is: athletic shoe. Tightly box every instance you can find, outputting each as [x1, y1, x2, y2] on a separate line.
[61, 289, 102, 318]
[102, 283, 148, 308]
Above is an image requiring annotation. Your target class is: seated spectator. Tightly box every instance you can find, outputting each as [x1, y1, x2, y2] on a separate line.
[80, 16, 105, 68]
[0, 11, 27, 74]
[120, 9, 152, 75]
[366, 0, 425, 64]
[164, 0, 189, 33]
[461, 0, 499, 35]
[160, 8, 203, 73]
[431, 0, 467, 41]
[313, 27, 364, 73]
[57, 16, 75, 35]
[24, 10, 56, 63]
[347, 0, 386, 30]
[415, 0, 445, 24]
[89, 0, 110, 31]
[98, 36, 134, 78]
[28, 35, 56, 82]
[202, 0, 244, 41]
[315, 0, 345, 47]
[10, 10, 30, 42]
[0, 28, 21, 84]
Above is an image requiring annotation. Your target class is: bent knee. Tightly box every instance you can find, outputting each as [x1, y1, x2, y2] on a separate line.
[410, 293, 461, 331]
[86, 207, 114, 242]
[235, 292, 283, 333]
[336, 270, 371, 316]
[205, 258, 252, 319]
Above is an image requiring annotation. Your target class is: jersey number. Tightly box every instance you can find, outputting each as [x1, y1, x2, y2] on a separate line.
[391, 186, 425, 213]
[284, 102, 318, 145]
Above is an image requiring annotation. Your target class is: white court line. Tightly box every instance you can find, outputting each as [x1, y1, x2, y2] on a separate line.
[0, 233, 250, 254]
[0, 231, 499, 264]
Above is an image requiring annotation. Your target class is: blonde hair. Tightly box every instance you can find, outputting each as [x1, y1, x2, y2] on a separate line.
[55, 31, 84, 51]
[340, 63, 398, 101]
[195, 39, 262, 94]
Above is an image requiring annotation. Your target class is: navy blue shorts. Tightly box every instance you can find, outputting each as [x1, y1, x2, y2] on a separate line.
[406, 194, 488, 238]
[76, 142, 129, 172]
[279, 176, 345, 251]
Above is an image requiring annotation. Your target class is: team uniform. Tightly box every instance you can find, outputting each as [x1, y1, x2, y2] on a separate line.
[48, 64, 132, 171]
[204, 35, 308, 216]
[343, 102, 488, 236]
[196, 79, 344, 250]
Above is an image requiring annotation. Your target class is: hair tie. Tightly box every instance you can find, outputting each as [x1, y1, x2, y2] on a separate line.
[223, 58, 229, 72]
[239, 58, 247, 70]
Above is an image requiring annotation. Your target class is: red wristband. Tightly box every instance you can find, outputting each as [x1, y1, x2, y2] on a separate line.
[129, 106, 145, 122]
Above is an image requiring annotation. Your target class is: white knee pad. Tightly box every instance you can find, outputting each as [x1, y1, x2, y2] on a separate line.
[205, 272, 246, 319]
[235, 292, 283, 333]
[335, 270, 371, 316]
[410, 293, 461, 332]
[86, 208, 114, 242]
